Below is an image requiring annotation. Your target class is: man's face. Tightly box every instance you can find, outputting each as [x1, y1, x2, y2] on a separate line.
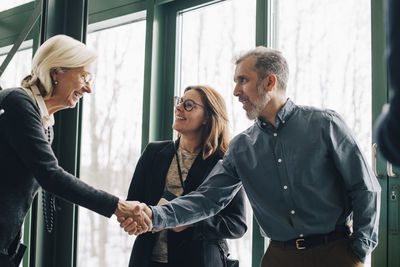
[233, 56, 271, 120]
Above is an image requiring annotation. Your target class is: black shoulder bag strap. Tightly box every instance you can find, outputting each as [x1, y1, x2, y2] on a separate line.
[173, 139, 186, 191]
[217, 242, 239, 267]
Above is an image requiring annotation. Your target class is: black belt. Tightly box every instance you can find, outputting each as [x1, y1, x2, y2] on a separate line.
[271, 228, 350, 250]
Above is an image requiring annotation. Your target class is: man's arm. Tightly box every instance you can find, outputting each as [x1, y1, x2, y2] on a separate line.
[119, 152, 243, 234]
[150, 156, 243, 230]
[191, 187, 247, 240]
[328, 111, 381, 262]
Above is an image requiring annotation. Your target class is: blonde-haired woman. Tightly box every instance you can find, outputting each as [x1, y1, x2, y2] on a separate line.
[0, 34, 148, 267]
[126, 85, 247, 267]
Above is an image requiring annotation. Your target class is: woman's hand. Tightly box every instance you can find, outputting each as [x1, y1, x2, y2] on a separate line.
[115, 200, 152, 235]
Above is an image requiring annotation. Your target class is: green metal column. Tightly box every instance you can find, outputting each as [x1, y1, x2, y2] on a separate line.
[148, 1, 177, 142]
[370, 0, 388, 266]
[251, 1, 273, 266]
[140, 2, 155, 149]
[34, 0, 88, 266]
[24, 3, 43, 266]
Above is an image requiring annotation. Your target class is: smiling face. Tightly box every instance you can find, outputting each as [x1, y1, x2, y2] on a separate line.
[233, 56, 271, 120]
[51, 65, 93, 110]
[173, 89, 207, 138]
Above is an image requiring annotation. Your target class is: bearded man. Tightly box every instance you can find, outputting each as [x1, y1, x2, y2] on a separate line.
[121, 47, 380, 267]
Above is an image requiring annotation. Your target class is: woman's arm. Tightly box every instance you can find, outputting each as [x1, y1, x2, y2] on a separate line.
[3, 90, 118, 217]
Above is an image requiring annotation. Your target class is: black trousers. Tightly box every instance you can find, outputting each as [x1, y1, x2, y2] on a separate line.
[261, 238, 363, 267]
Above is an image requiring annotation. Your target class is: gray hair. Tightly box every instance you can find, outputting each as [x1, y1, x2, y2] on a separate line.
[21, 34, 97, 98]
[235, 46, 289, 90]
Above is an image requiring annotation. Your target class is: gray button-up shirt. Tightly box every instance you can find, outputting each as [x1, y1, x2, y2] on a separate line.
[151, 99, 381, 261]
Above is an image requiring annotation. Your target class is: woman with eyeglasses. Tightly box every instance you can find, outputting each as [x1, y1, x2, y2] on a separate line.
[125, 85, 247, 267]
[0, 34, 149, 267]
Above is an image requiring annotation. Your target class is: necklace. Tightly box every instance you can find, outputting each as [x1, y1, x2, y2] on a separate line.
[42, 127, 55, 233]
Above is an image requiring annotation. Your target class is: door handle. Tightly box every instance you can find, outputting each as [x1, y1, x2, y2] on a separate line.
[388, 162, 397, 178]
[372, 143, 382, 178]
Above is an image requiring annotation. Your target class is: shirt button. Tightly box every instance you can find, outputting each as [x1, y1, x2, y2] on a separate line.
[291, 210, 295, 215]
[283, 185, 288, 190]
[282, 120, 286, 124]
[299, 234, 304, 237]
[278, 158, 282, 163]
[273, 133, 278, 137]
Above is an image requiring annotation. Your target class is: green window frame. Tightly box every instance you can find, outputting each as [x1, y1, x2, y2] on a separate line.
[0, 0, 391, 266]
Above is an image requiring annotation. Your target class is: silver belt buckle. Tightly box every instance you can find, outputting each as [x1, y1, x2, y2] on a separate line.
[295, 238, 306, 250]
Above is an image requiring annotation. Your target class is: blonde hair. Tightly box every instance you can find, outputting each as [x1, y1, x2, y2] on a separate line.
[184, 85, 230, 159]
[21, 34, 97, 98]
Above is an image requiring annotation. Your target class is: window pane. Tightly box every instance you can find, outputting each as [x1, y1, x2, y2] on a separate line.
[276, 0, 371, 265]
[78, 20, 146, 267]
[0, 46, 32, 89]
[276, 0, 372, 161]
[177, 1, 256, 266]
[0, 0, 33, 12]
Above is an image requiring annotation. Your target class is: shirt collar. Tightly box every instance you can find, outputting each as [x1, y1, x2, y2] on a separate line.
[23, 85, 55, 129]
[256, 98, 295, 129]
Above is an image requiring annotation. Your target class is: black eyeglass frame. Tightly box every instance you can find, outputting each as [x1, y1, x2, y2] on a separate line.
[174, 96, 205, 111]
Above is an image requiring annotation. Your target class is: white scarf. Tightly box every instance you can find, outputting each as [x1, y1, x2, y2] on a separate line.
[23, 85, 55, 129]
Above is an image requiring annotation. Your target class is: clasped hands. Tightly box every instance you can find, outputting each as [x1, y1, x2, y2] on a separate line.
[115, 200, 193, 235]
[114, 200, 153, 235]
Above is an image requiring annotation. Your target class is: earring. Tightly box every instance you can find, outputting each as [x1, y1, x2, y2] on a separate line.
[54, 81, 58, 85]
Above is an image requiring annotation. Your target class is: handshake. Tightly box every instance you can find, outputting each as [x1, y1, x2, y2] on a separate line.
[114, 200, 193, 235]
[114, 200, 153, 235]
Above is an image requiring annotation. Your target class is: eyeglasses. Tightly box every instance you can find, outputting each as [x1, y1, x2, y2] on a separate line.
[81, 72, 94, 86]
[174, 96, 205, 111]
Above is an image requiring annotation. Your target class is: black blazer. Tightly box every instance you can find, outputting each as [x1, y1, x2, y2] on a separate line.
[126, 140, 247, 267]
[0, 88, 118, 253]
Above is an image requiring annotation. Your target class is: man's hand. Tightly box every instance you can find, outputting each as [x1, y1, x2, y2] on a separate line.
[114, 200, 152, 234]
[116, 201, 153, 235]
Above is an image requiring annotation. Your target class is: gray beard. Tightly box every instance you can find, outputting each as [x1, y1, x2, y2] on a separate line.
[246, 87, 271, 120]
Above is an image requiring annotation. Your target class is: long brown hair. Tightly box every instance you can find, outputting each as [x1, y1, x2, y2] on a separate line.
[184, 86, 230, 159]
